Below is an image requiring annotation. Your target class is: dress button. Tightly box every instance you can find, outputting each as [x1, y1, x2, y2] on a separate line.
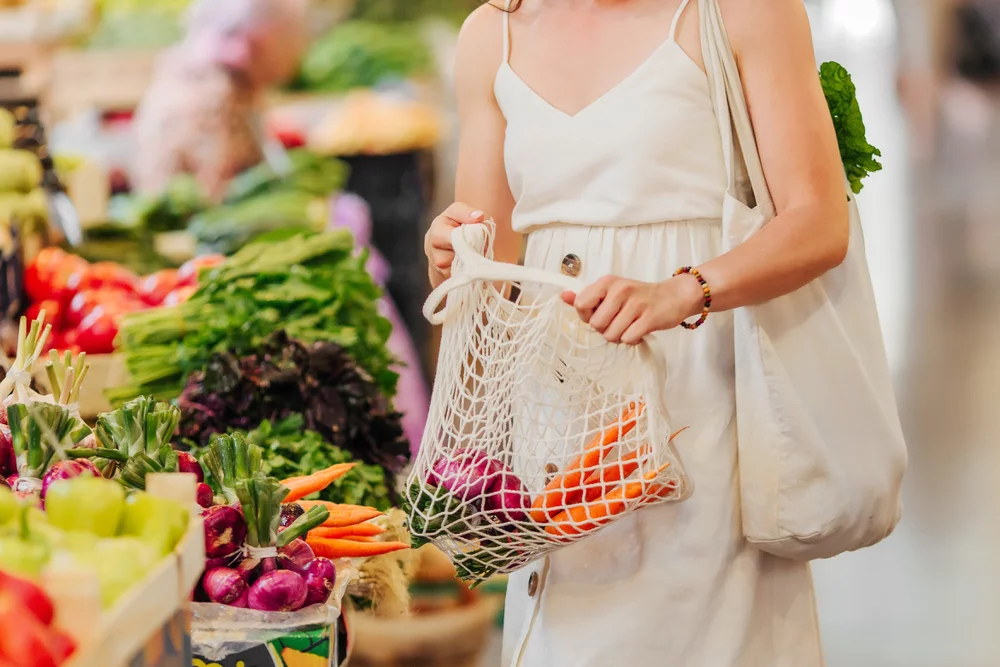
[527, 571, 539, 597]
[561, 254, 582, 277]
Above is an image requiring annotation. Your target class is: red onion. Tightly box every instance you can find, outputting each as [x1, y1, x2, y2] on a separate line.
[176, 452, 204, 483]
[429, 450, 504, 502]
[203, 505, 247, 558]
[230, 588, 250, 608]
[302, 558, 337, 606]
[485, 472, 530, 524]
[247, 570, 308, 612]
[196, 483, 214, 508]
[0, 425, 14, 478]
[40, 460, 100, 499]
[235, 557, 260, 583]
[202, 567, 247, 605]
[205, 556, 230, 570]
[278, 539, 315, 575]
[279, 503, 305, 529]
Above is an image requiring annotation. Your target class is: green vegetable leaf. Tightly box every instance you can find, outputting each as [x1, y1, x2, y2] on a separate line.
[820, 61, 883, 194]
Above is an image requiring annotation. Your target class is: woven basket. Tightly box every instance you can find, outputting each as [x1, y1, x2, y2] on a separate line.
[344, 596, 501, 667]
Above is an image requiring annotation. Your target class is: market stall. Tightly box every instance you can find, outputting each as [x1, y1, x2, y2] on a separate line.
[0, 3, 508, 665]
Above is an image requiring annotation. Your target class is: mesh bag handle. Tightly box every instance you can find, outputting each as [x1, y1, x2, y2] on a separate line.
[423, 223, 673, 421]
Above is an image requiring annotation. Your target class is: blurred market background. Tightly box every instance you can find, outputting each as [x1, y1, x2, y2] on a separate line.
[0, 0, 996, 665]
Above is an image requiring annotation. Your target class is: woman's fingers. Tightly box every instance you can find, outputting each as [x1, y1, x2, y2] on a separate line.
[425, 204, 486, 280]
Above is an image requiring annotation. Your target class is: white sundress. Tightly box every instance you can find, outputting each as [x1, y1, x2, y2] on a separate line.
[495, 1, 825, 665]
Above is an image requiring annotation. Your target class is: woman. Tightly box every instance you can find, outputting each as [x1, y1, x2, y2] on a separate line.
[425, 0, 846, 665]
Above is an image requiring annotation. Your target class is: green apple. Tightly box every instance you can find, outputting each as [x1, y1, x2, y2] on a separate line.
[45, 477, 125, 538]
[119, 492, 189, 556]
[0, 507, 50, 578]
[77, 537, 157, 608]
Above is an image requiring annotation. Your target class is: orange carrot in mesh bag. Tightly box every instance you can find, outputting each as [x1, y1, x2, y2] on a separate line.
[545, 463, 671, 537]
[580, 427, 689, 502]
[530, 403, 644, 522]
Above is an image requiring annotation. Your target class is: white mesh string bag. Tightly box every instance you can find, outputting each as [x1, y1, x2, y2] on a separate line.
[404, 222, 692, 584]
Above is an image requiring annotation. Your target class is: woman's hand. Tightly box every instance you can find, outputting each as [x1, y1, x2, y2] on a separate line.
[563, 274, 705, 345]
[424, 203, 486, 288]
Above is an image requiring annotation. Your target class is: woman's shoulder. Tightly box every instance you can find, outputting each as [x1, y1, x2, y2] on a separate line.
[717, 0, 813, 58]
[454, 4, 507, 97]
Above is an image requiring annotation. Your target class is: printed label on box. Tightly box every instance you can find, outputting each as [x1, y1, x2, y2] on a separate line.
[192, 625, 333, 667]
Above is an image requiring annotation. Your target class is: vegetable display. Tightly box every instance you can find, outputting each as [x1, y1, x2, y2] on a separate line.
[191, 431, 406, 612]
[820, 61, 883, 194]
[177, 333, 407, 500]
[111, 231, 397, 402]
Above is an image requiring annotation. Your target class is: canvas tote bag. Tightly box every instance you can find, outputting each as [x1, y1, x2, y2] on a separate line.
[699, 0, 908, 560]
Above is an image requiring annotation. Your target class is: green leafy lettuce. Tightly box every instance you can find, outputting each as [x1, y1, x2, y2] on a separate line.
[820, 61, 883, 194]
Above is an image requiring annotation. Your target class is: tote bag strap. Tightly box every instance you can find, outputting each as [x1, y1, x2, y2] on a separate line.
[699, 0, 776, 221]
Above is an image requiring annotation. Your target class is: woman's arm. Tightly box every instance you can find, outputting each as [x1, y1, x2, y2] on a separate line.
[570, 0, 849, 344]
[425, 6, 520, 288]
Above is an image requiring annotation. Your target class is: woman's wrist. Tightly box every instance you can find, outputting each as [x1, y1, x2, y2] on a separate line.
[672, 272, 708, 320]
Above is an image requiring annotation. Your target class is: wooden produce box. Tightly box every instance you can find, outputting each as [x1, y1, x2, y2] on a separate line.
[59, 474, 206, 667]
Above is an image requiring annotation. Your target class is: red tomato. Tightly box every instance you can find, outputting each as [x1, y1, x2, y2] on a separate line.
[177, 255, 225, 286]
[24, 299, 63, 331]
[65, 288, 140, 329]
[74, 307, 119, 355]
[67, 262, 139, 295]
[23, 249, 88, 303]
[137, 269, 180, 306]
[163, 284, 198, 306]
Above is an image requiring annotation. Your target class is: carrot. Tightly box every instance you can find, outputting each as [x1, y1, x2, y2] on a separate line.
[529, 403, 644, 522]
[581, 446, 652, 503]
[580, 427, 688, 503]
[296, 500, 384, 528]
[307, 537, 409, 559]
[309, 523, 386, 539]
[545, 464, 670, 537]
[280, 463, 357, 503]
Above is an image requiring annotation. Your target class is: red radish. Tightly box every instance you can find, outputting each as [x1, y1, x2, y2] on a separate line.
[196, 483, 214, 508]
[176, 451, 204, 482]
[40, 460, 100, 499]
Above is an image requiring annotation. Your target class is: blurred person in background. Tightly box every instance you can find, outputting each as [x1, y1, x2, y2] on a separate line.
[424, 0, 857, 665]
[133, 0, 307, 200]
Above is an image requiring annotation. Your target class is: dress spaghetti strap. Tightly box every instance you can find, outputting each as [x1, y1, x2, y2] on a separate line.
[502, 0, 512, 63]
[670, 0, 693, 41]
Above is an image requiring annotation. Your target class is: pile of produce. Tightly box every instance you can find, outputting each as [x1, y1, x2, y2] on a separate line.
[0, 108, 48, 248]
[194, 433, 408, 611]
[0, 477, 189, 608]
[293, 20, 432, 93]
[111, 230, 397, 401]
[0, 569, 77, 667]
[22, 247, 219, 354]
[109, 149, 348, 256]
[177, 332, 406, 505]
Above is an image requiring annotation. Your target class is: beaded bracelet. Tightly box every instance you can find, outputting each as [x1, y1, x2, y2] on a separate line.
[672, 266, 712, 330]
